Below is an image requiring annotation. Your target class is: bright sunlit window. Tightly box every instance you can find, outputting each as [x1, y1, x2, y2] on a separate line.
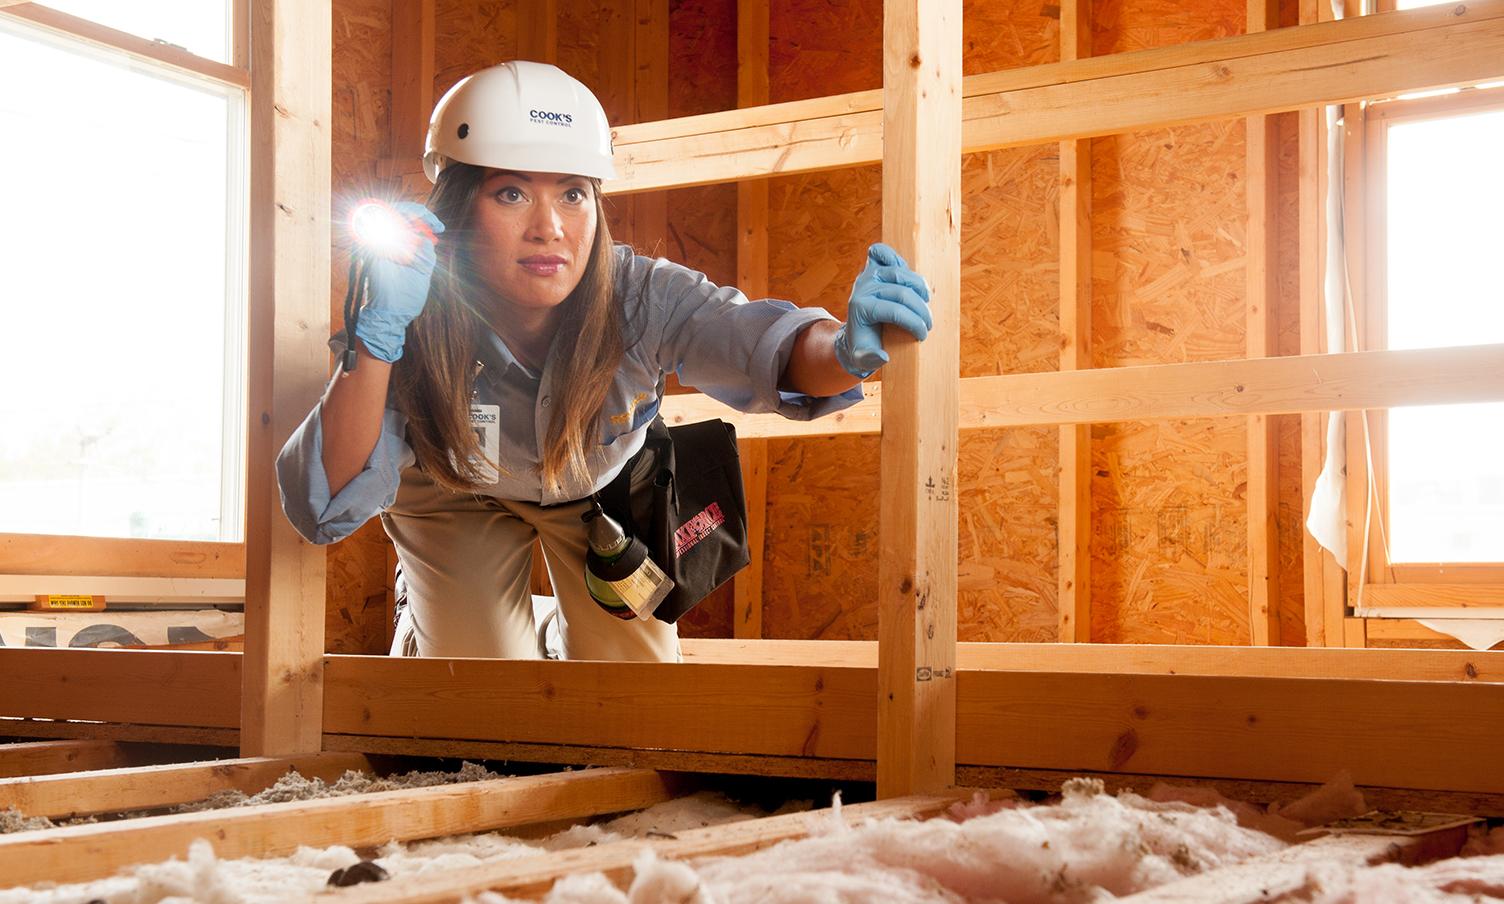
[1384, 106, 1504, 563]
[0, 15, 247, 542]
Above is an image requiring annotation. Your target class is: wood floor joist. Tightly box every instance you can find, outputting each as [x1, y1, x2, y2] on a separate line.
[321, 794, 963, 903]
[606, 0, 1504, 192]
[0, 767, 682, 889]
[0, 751, 371, 819]
[662, 341, 1504, 439]
[0, 740, 136, 779]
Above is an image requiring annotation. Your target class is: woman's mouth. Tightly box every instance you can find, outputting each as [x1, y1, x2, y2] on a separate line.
[519, 256, 567, 276]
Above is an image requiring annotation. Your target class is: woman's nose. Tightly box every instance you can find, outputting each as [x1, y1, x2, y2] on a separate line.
[526, 203, 564, 241]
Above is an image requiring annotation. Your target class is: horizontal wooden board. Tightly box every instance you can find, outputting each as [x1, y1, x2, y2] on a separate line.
[1361, 584, 1504, 609]
[0, 649, 239, 728]
[0, 534, 245, 579]
[662, 343, 1504, 438]
[609, 2, 1504, 191]
[0, 751, 372, 819]
[680, 638, 1504, 682]
[0, 767, 679, 888]
[324, 795, 962, 902]
[323, 656, 879, 760]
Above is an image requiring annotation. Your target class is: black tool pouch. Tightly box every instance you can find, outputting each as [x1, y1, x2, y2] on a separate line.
[595, 414, 750, 623]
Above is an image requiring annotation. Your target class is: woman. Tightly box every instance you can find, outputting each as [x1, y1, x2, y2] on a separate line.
[277, 61, 932, 662]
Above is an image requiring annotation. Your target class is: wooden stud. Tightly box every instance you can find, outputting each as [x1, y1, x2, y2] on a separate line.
[1057, 0, 1092, 644]
[319, 795, 961, 902]
[1298, 0, 1326, 646]
[0, 752, 371, 819]
[1342, 88, 1370, 648]
[631, 0, 668, 253]
[1246, 0, 1282, 647]
[390, 0, 435, 164]
[0, 768, 680, 889]
[1359, 584, 1504, 609]
[243, 0, 332, 756]
[607, 3, 1504, 193]
[733, 0, 771, 640]
[877, 0, 961, 798]
[661, 342, 1504, 439]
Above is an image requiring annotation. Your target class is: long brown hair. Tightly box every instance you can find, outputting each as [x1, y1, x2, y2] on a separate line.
[390, 163, 627, 495]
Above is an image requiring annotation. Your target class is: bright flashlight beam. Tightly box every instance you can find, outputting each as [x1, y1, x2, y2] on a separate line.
[349, 200, 433, 262]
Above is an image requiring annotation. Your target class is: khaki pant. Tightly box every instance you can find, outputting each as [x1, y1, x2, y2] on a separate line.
[380, 464, 680, 662]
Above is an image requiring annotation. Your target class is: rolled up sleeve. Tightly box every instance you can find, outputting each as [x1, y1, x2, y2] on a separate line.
[276, 398, 414, 545]
[646, 256, 864, 420]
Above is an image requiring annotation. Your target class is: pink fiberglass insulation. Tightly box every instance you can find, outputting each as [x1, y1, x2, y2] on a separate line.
[481, 778, 1290, 904]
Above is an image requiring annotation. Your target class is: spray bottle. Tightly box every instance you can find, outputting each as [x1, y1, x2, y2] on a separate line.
[582, 503, 674, 620]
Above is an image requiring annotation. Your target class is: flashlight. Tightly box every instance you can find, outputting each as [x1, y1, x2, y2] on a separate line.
[349, 199, 437, 263]
[340, 199, 439, 373]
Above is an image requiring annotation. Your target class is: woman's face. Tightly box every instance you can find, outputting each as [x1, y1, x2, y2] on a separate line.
[469, 169, 598, 313]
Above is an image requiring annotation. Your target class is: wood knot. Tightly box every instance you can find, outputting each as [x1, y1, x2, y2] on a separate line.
[1454, 3, 1467, 15]
[909, 53, 922, 68]
[899, 576, 914, 594]
[1109, 728, 1138, 769]
[1466, 662, 1479, 679]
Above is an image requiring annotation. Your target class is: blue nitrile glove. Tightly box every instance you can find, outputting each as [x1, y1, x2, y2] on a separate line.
[832, 242, 933, 378]
[352, 202, 445, 364]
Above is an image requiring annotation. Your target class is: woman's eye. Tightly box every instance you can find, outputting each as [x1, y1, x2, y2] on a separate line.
[564, 187, 587, 204]
[496, 187, 524, 203]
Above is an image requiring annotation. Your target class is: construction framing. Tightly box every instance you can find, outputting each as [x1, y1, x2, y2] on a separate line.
[4, 1, 1504, 888]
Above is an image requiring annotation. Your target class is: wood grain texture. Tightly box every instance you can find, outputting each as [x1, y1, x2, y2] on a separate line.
[0, 767, 678, 889]
[0, 751, 371, 819]
[0, 740, 132, 780]
[323, 795, 960, 902]
[0, 648, 240, 727]
[0, 535, 243, 579]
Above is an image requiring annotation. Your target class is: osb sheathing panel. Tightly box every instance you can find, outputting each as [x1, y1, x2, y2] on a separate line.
[656, 0, 740, 637]
[326, 0, 396, 654]
[1085, 0, 1252, 645]
[435, 0, 519, 98]
[762, 0, 1063, 642]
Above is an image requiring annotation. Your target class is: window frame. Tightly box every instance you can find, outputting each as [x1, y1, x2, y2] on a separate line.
[1358, 83, 1504, 614]
[0, 2, 252, 585]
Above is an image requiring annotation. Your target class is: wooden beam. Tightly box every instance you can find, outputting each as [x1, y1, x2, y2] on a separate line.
[733, 0, 771, 640]
[0, 740, 134, 779]
[1057, 0, 1092, 644]
[877, 0, 961, 798]
[0, 535, 244, 579]
[0, 649, 240, 727]
[662, 342, 1504, 438]
[320, 654, 1504, 793]
[0, 752, 371, 819]
[1342, 87, 1371, 649]
[0, 767, 680, 889]
[1246, 0, 1283, 647]
[607, 3, 1504, 193]
[243, 0, 331, 756]
[0, 573, 243, 602]
[325, 655, 879, 759]
[680, 638, 1504, 682]
[1359, 584, 1504, 608]
[318, 795, 960, 902]
[0, 3, 251, 88]
[390, 0, 436, 164]
[1298, 0, 1326, 646]
[631, 0, 668, 249]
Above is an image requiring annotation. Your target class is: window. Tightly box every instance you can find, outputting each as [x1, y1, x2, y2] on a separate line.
[1361, 80, 1504, 617]
[0, 7, 247, 544]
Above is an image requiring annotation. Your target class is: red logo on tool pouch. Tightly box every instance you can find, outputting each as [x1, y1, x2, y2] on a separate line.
[674, 502, 725, 556]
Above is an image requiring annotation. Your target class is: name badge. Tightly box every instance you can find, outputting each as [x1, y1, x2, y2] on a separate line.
[469, 404, 501, 484]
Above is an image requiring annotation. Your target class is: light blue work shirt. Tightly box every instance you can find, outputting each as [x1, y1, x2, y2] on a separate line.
[277, 245, 862, 545]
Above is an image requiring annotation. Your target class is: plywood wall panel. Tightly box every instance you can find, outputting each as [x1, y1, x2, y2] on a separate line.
[434, 0, 519, 97]
[1085, 0, 1251, 646]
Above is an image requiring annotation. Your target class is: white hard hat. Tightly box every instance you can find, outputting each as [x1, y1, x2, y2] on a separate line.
[423, 61, 616, 183]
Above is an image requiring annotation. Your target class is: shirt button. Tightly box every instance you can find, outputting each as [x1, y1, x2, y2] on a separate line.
[541, 396, 551, 407]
